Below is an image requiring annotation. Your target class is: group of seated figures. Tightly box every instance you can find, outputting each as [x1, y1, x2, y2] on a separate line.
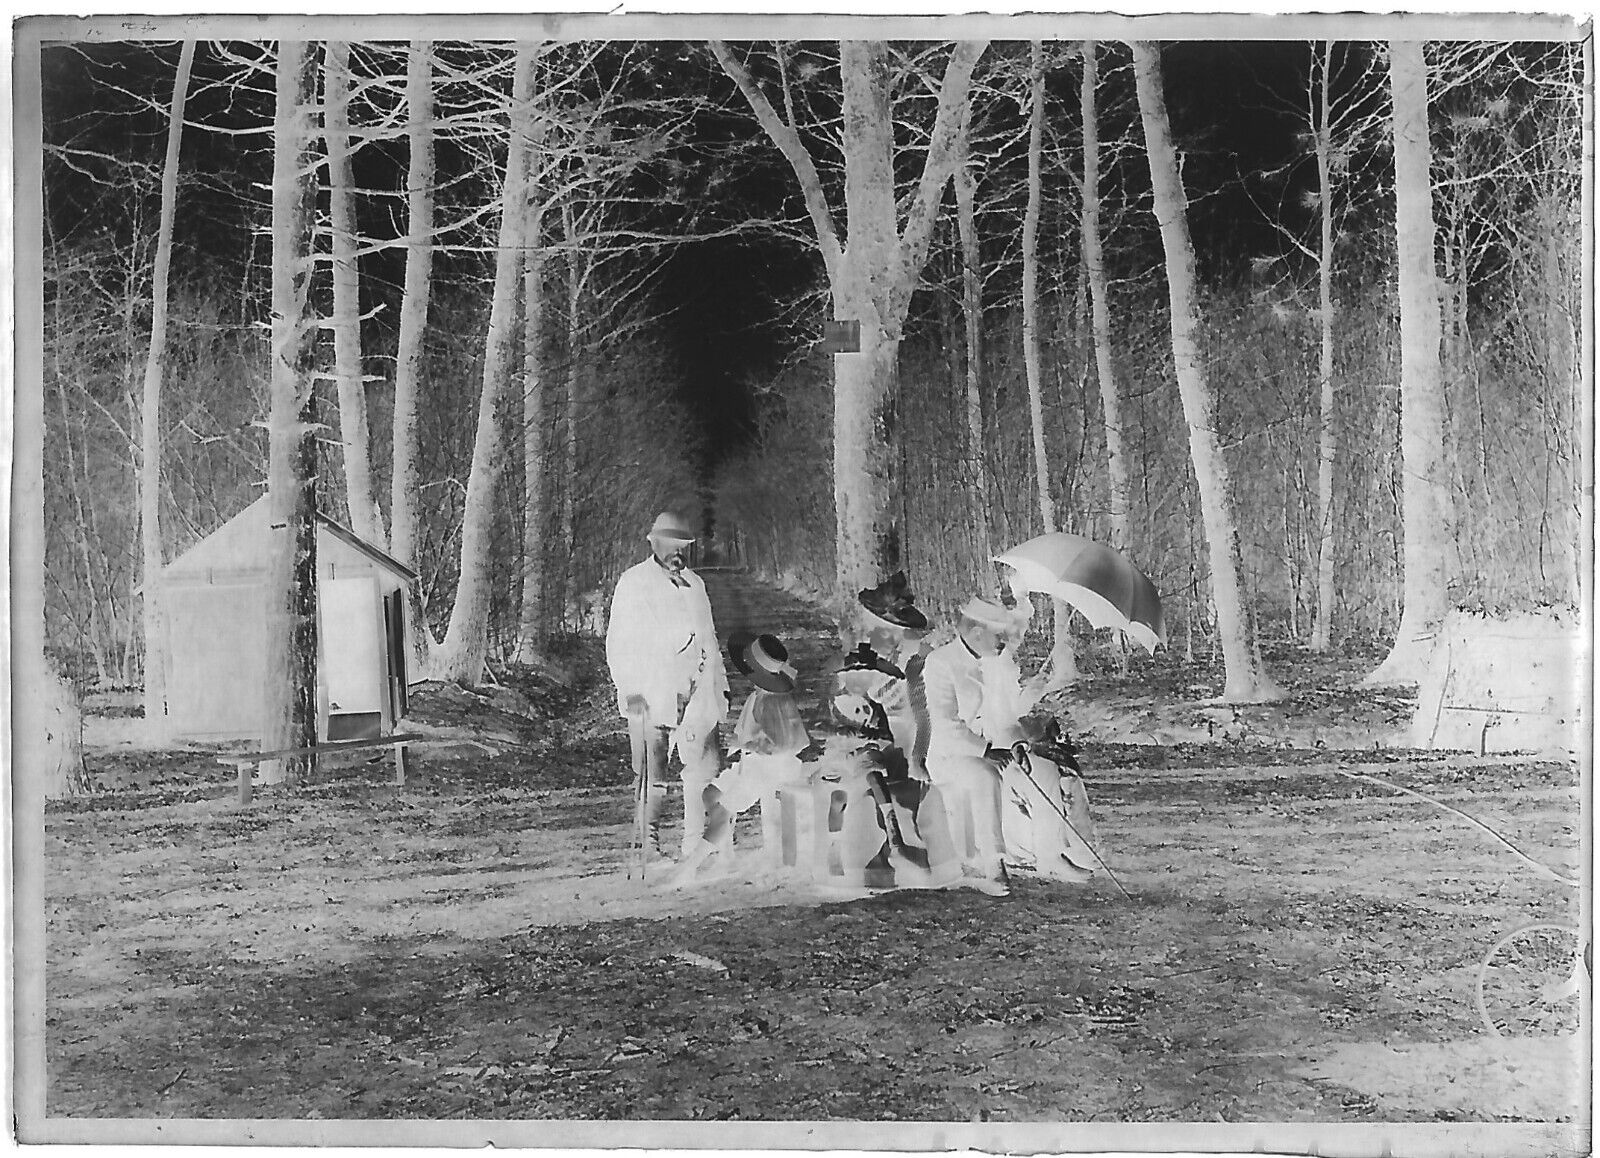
[669, 572, 1103, 899]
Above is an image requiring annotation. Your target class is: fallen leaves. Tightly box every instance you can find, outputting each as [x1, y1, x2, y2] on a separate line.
[45, 575, 1586, 1123]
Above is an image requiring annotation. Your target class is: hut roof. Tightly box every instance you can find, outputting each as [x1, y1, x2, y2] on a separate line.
[164, 497, 417, 583]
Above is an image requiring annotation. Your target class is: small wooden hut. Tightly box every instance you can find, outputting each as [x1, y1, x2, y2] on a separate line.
[159, 498, 416, 743]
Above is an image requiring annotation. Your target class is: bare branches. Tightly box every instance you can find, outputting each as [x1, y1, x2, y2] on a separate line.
[894, 41, 987, 318]
[710, 40, 843, 282]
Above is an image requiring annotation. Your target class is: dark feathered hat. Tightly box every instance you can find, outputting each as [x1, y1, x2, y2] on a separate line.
[838, 641, 905, 679]
[857, 570, 929, 632]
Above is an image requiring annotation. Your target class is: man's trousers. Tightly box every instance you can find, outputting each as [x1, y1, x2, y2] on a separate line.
[628, 715, 722, 859]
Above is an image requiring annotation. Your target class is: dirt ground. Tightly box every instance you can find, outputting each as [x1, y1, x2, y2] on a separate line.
[43, 572, 1585, 1125]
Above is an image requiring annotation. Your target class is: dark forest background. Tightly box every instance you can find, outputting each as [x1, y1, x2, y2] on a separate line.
[37, 36, 1583, 690]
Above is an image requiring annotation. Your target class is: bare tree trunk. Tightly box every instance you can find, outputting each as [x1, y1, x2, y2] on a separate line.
[18, 393, 91, 795]
[324, 41, 383, 544]
[57, 362, 113, 687]
[42, 673, 92, 796]
[1310, 42, 1340, 652]
[553, 197, 601, 634]
[1541, 185, 1581, 607]
[20, 85, 92, 798]
[435, 44, 536, 683]
[560, 197, 582, 586]
[260, 39, 324, 785]
[713, 39, 984, 624]
[515, 178, 549, 659]
[1016, 43, 1078, 685]
[1021, 44, 1053, 541]
[1366, 39, 1452, 685]
[390, 40, 438, 675]
[1132, 40, 1283, 703]
[1082, 40, 1131, 557]
[831, 40, 905, 602]
[137, 39, 195, 742]
[829, 317, 899, 603]
[952, 139, 993, 586]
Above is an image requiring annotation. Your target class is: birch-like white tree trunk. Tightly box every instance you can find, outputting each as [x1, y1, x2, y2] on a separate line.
[834, 39, 905, 596]
[1081, 40, 1131, 557]
[19, 357, 90, 795]
[138, 38, 195, 743]
[559, 197, 582, 575]
[1132, 40, 1284, 703]
[1017, 42, 1078, 685]
[324, 41, 383, 544]
[390, 40, 438, 676]
[1366, 40, 1452, 684]
[1310, 42, 1340, 652]
[515, 160, 549, 659]
[952, 140, 992, 581]
[17, 55, 90, 798]
[260, 39, 324, 784]
[434, 44, 536, 683]
[1021, 44, 1054, 542]
[713, 39, 985, 621]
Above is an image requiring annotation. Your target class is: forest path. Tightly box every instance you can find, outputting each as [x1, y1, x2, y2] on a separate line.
[697, 567, 839, 718]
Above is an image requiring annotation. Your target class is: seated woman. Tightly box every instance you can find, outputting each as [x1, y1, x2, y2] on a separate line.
[667, 631, 810, 887]
[819, 572, 951, 889]
[919, 597, 1020, 895]
[981, 578, 1100, 884]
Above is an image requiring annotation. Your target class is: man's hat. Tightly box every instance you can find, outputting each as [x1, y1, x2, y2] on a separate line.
[647, 512, 696, 544]
[857, 571, 929, 632]
[727, 630, 797, 693]
[959, 596, 1016, 631]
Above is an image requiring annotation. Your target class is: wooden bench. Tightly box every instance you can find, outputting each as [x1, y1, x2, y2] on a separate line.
[217, 732, 437, 803]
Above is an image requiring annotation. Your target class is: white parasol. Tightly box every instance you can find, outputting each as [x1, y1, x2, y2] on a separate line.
[994, 532, 1166, 654]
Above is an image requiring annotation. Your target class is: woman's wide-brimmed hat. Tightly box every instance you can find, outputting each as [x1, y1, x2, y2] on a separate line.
[727, 630, 798, 693]
[857, 570, 929, 632]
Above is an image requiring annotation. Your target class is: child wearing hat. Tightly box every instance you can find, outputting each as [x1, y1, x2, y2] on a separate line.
[667, 632, 811, 886]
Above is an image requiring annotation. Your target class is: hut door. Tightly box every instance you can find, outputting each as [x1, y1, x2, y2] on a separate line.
[383, 589, 409, 719]
[319, 576, 385, 740]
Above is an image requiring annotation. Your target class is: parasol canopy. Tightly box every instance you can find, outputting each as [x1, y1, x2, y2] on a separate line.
[994, 532, 1167, 654]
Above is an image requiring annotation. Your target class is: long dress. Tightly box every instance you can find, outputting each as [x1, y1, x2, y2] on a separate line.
[822, 641, 942, 887]
[976, 649, 1099, 879]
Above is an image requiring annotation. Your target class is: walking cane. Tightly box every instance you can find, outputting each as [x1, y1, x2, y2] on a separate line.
[634, 753, 649, 882]
[628, 713, 650, 883]
[1013, 746, 1133, 902]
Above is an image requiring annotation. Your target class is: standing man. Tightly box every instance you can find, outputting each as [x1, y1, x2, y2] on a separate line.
[606, 511, 729, 865]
